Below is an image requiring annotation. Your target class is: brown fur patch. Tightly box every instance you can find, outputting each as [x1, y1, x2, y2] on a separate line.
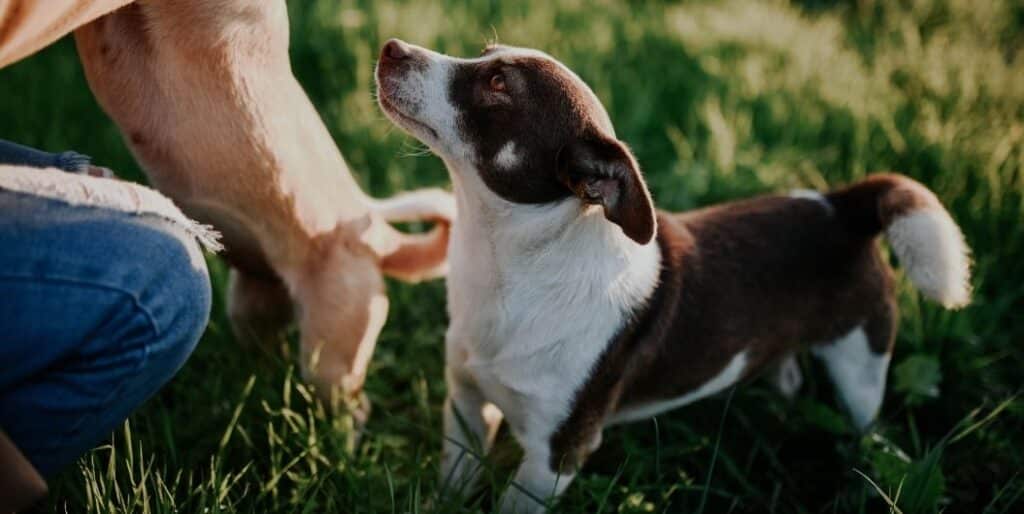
[549, 180, 913, 471]
[447, 55, 612, 205]
[0, 2, 25, 47]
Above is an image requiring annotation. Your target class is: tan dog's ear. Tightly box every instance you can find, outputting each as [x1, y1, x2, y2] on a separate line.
[557, 136, 656, 244]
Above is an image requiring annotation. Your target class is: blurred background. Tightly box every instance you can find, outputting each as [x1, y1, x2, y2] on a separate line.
[0, 0, 1021, 512]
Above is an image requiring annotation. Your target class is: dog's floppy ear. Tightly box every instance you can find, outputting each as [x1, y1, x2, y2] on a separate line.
[557, 135, 656, 244]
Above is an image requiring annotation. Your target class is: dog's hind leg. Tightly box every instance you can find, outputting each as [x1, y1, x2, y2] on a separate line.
[772, 353, 803, 400]
[811, 308, 896, 431]
[227, 270, 293, 349]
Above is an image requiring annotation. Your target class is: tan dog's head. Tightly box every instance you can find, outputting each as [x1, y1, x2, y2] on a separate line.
[375, 39, 655, 244]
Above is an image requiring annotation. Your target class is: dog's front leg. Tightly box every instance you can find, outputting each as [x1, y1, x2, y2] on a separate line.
[499, 440, 576, 514]
[290, 234, 387, 433]
[440, 364, 503, 497]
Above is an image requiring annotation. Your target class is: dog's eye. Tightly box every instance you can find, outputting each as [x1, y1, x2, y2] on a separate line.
[489, 73, 506, 92]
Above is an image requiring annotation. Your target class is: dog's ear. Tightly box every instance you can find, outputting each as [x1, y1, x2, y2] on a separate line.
[557, 135, 656, 244]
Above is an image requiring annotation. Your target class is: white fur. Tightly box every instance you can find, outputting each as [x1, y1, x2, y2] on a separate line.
[437, 135, 660, 511]
[886, 209, 971, 308]
[788, 188, 834, 214]
[384, 41, 658, 513]
[773, 353, 803, 400]
[608, 350, 749, 425]
[378, 44, 614, 160]
[494, 141, 522, 169]
[811, 326, 890, 431]
[378, 41, 973, 511]
[377, 48, 467, 159]
[440, 167, 661, 512]
[367, 187, 456, 223]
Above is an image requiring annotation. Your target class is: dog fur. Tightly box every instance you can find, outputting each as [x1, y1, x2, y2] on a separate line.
[374, 39, 972, 513]
[73, 1, 455, 422]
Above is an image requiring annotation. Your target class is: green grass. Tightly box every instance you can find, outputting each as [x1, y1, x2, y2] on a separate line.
[2, 0, 1022, 512]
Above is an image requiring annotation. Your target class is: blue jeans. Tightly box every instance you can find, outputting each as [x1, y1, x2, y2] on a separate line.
[0, 189, 211, 477]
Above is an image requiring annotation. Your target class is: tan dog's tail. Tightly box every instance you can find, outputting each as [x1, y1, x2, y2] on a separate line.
[369, 188, 455, 283]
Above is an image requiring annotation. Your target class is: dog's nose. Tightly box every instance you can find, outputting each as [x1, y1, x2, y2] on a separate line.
[382, 39, 412, 61]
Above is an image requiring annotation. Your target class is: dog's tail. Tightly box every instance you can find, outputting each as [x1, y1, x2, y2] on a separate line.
[826, 173, 972, 308]
[368, 188, 455, 283]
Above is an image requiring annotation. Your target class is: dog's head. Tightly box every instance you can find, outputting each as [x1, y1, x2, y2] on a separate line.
[375, 39, 655, 244]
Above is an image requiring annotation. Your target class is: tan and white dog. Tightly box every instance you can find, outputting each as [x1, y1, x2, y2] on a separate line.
[374, 39, 972, 513]
[72, 2, 454, 422]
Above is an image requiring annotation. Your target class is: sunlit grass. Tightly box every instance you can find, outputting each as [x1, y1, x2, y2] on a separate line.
[0, 0, 1020, 512]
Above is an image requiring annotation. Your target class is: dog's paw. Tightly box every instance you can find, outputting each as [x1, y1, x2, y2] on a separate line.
[774, 354, 803, 400]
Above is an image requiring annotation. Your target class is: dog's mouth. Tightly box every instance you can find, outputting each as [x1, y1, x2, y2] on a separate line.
[377, 90, 439, 141]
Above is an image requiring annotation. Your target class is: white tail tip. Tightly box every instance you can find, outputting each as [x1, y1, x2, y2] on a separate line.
[886, 209, 972, 308]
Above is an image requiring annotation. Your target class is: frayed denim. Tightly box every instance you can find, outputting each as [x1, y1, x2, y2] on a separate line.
[0, 190, 211, 477]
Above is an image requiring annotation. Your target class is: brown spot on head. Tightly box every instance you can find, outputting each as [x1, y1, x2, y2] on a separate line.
[448, 50, 608, 197]
[448, 47, 655, 241]
[374, 41, 656, 242]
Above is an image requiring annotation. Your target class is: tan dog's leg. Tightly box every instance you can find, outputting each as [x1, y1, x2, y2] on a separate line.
[227, 270, 293, 349]
[291, 233, 388, 428]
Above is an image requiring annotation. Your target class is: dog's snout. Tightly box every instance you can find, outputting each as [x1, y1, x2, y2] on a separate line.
[381, 39, 412, 62]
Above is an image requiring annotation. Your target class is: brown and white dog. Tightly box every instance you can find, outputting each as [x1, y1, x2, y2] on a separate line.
[72, 2, 455, 423]
[375, 39, 972, 513]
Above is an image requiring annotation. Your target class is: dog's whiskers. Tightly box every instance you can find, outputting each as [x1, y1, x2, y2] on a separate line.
[399, 139, 431, 158]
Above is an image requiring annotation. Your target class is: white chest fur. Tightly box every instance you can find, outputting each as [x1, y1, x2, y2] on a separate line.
[444, 172, 661, 438]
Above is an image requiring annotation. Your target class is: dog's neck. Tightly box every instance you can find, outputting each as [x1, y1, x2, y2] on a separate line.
[445, 160, 661, 364]
[447, 160, 642, 264]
